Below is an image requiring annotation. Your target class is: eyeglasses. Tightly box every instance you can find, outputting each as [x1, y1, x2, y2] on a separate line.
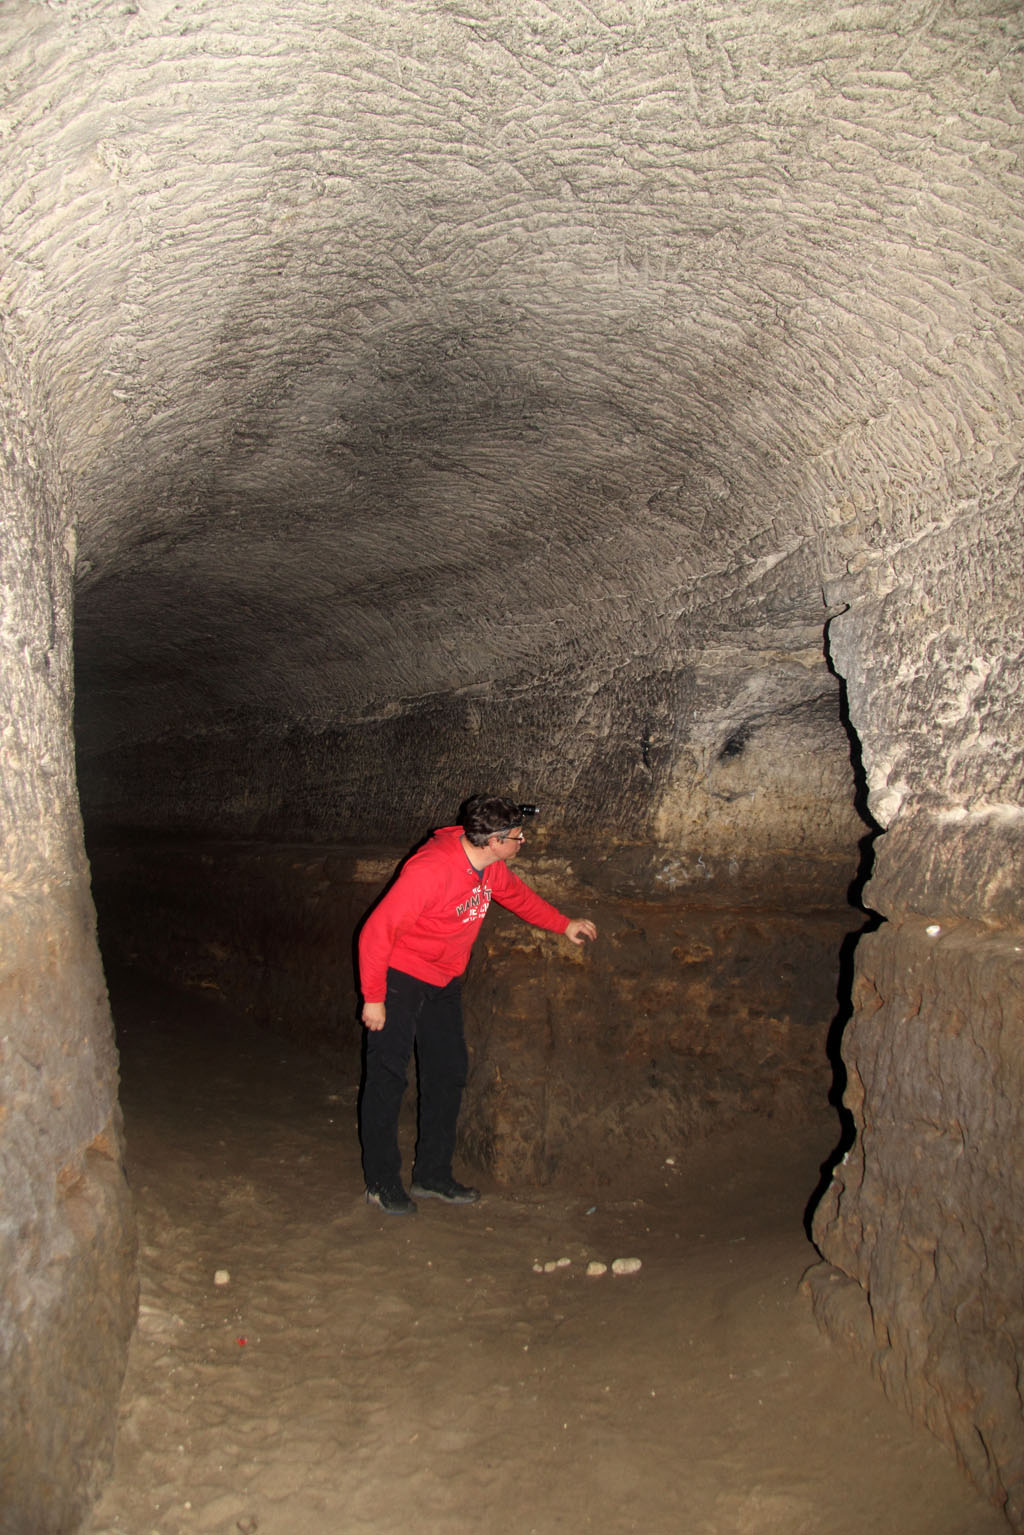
[496, 831, 526, 843]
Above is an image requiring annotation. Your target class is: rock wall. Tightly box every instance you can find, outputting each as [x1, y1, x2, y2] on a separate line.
[0, 352, 136, 1534]
[807, 491, 1024, 1525]
[462, 897, 851, 1187]
[808, 921, 1024, 1521]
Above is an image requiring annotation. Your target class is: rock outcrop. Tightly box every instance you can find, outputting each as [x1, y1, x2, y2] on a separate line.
[0, 350, 136, 1534]
[806, 493, 1024, 1526]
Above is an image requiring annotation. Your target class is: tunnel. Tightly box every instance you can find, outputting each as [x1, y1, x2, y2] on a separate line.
[1, 1, 1023, 1530]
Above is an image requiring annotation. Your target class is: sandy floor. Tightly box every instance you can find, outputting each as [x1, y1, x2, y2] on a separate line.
[87, 975, 1006, 1535]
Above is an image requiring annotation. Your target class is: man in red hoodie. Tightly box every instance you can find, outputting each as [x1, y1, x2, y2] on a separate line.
[358, 794, 598, 1214]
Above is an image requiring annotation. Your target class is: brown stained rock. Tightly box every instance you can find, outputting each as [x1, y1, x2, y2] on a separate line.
[0, 861, 137, 1535]
[462, 900, 854, 1187]
[812, 920, 1024, 1526]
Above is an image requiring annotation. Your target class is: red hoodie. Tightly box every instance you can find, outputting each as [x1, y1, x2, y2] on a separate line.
[358, 825, 570, 1003]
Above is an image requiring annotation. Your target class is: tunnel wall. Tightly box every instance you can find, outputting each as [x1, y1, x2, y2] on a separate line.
[0, 355, 137, 1534]
[461, 895, 851, 1186]
[808, 489, 1024, 1525]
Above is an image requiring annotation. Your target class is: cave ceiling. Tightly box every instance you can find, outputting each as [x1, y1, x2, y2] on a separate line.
[3, 1, 1021, 760]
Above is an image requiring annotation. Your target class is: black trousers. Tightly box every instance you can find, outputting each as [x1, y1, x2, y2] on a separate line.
[360, 968, 467, 1190]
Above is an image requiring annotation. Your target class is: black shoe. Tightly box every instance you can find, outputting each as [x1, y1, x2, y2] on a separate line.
[365, 1183, 418, 1215]
[410, 1177, 481, 1204]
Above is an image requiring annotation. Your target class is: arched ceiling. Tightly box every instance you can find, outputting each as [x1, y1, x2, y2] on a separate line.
[2, 0, 1022, 844]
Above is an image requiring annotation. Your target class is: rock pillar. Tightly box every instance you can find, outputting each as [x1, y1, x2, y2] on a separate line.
[0, 354, 137, 1533]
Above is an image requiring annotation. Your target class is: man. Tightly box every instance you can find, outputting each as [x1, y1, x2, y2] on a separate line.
[357, 794, 598, 1214]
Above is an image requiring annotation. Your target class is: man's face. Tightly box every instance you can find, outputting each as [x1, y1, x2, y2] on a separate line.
[490, 826, 525, 862]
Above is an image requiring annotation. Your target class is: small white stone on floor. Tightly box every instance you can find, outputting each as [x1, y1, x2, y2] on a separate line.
[533, 1262, 544, 1273]
[214, 1269, 230, 1286]
[586, 1260, 608, 1277]
[926, 924, 942, 936]
[556, 1256, 571, 1268]
[612, 1257, 642, 1276]
[543, 1260, 558, 1273]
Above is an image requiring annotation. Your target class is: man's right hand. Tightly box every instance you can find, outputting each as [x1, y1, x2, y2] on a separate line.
[362, 1001, 386, 1031]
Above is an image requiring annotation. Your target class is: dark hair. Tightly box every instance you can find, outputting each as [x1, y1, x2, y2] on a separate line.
[458, 794, 523, 848]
